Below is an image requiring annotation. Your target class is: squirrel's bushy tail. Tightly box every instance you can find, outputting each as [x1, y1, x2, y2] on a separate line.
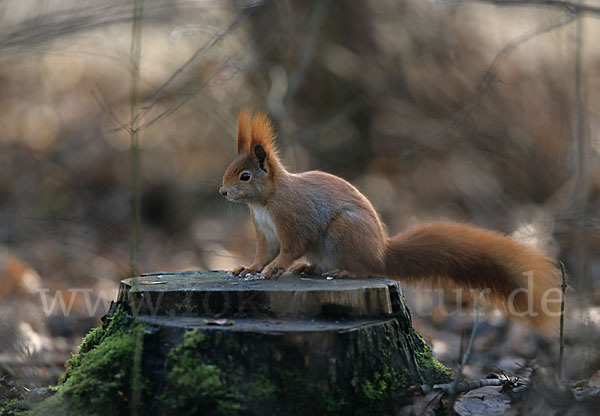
[384, 222, 561, 332]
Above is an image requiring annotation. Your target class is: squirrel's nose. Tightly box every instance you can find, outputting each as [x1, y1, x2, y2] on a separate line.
[219, 186, 227, 196]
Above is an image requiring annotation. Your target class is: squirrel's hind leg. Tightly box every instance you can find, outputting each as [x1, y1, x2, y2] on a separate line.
[289, 263, 352, 279]
[289, 263, 321, 275]
[321, 269, 353, 278]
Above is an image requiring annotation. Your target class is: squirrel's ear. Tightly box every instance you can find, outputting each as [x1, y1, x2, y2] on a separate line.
[249, 112, 278, 171]
[236, 110, 252, 154]
[252, 144, 267, 171]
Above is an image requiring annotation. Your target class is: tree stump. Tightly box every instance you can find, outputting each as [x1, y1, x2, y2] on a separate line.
[34, 271, 450, 416]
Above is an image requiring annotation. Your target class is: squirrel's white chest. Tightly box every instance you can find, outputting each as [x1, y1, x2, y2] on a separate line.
[251, 205, 278, 242]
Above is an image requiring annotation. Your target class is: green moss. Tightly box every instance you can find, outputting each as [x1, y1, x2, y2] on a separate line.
[413, 332, 452, 382]
[356, 369, 409, 416]
[275, 369, 344, 416]
[32, 308, 150, 416]
[421, 354, 452, 380]
[157, 330, 344, 416]
[29, 309, 449, 416]
[77, 326, 105, 354]
[153, 322, 438, 416]
[156, 329, 241, 416]
[0, 396, 32, 416]
[244, 365, 277, 403]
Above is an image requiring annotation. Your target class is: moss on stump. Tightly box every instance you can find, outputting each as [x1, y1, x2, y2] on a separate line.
[29, 271, 451, 416]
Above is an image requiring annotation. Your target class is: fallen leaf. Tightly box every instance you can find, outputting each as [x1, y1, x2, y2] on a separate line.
[454, 386, 511, 416]
[588, 370, 600, 389]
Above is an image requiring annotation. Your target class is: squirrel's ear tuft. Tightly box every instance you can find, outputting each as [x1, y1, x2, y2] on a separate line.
[237, 110, 252, 154]
[250, 112, 276, 156]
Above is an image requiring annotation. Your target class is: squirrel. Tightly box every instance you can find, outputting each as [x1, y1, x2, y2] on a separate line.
[219, 111, 562, 330]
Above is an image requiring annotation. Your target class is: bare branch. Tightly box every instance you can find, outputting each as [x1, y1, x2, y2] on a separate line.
[137, 58, 232, 130]
[419, 374, 524, 395]
[447, 301, 480, 412]
[0, 0, 177, 52]
[284, 0, 331, 104]
[137, 6, 258, 121]
[465, 0, 600, 16]
[558, 261, 567, 380]
[129, 0, 144, 278]
[91, 85, 132, 133]
[403, 12, 577, 156]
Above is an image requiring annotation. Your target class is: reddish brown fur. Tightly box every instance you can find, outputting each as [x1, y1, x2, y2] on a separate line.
[220, 111, 562, 332]
[385, 223, 561, 331]
[236, 110, 252, 154]
[249, 112, 278, 156]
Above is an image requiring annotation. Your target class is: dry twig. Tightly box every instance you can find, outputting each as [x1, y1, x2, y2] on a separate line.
[419, 375, 524, 395]
[558, 261, 568, 380]
[446, 301, 480, 413]
[404, 12, 577, 156]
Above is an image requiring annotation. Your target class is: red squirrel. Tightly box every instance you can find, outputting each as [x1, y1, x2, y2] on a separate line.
[219, 111, 561, 330]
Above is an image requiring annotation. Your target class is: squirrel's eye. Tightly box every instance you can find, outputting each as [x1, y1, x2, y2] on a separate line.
[240, 172, 251, 181]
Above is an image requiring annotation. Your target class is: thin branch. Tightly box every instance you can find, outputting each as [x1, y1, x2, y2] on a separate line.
[0, 1, 177, 51]
[558, 261, 567, 380]
[91, 85, 132, 134]
[137, 57, 232, 130]
[284, 0, 331, 103]
[129, 0, 144, 278]
[467, 0, 600, 16]
[447, 301, 480, 413]
[137, 12, 283, 132]
[419, 375, 523, 395]
[403, 12, 577, 156]
[136, 6, 257, 122]
[570, 0, 592, 305]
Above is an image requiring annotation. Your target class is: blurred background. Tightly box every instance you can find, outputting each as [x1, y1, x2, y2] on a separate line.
[0, 0, 599, 395]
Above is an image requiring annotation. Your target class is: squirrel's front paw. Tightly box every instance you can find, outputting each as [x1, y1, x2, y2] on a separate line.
[263, 267, 285, 279]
